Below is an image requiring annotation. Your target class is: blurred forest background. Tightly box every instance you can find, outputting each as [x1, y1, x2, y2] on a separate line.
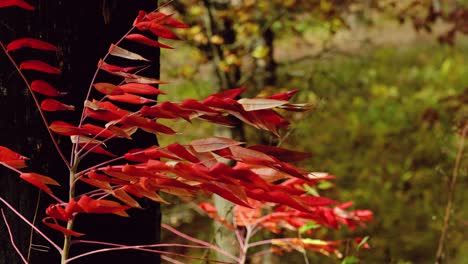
[154, 0, 468, 263]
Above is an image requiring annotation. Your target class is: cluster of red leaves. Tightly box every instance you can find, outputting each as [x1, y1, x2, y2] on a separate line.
[0, 4, 372, 260]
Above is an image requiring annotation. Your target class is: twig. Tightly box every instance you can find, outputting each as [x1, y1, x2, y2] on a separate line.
[1, 209, 28, 264]
[26, 190, 42, 262]
[0, 197, 62, 253]
[435, 124, 467, 263]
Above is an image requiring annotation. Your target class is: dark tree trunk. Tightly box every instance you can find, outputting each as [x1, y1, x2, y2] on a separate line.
[0, 1, 161, 263]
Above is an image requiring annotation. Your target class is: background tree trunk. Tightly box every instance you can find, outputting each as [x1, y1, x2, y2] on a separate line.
[0, 1, 161, 263]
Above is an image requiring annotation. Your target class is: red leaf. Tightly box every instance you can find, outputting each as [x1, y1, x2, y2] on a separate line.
[49, 121, 82, 136]
[211, 88, 246, 99]
[0, 0, 34, 10]
[20, 172, 60, 195]
[267, 90, 299, 100]
[79, 177, 112, 190]
[148, 23, 179, 40]
[45, 204, 70, 222]
[119, 83, 165, 95]
[112, 188, 142, 208]
[79, 144, 116, 157]
[0, 146, 29, 168]
[107, 93, 155, 104]
[109, 44, 150, 61]
[42, 217, 84, 237]
[81, 124, 117, 139]
[149, 12, 189, 28]
[98, 60, 143, 73]
[167, 143, 199, 163]
[125, 34, 173, 49]
[31, 80, 64, 97]
[238, 98, 288, 111]
[7, 38, 56, 52]
[201, 182, 251, 208]
[248, 145, 311, 162]
[229, 145, 275, 162]
[40, 99, 75, 111]
[190, 137, 243, 152]
[20, 60, 61, 74]
[121, 115, 176, 135]
[180, 98, 219, 114]
[77, 195, 129, 216]
[93, 83, 124, 95]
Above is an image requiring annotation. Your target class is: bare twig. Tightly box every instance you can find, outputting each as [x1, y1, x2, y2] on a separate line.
[435, 124, 467, 263]
[26, 190, 42, 262]
[1, 209, 28, 264]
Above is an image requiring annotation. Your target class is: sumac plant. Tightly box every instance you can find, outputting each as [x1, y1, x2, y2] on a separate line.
[0, 1, 372, 263]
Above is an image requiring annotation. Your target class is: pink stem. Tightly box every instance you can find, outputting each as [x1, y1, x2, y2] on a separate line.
[161, 223, 239, 262]
[1, 209, 28, 264]
[248, 237, 299, 248]
[0, 162, 23, 174]
[66, 241, 234, 263]
[161, 255, 185, 264]
[0, 197, 62, 253]
[0, 41, 71, 169]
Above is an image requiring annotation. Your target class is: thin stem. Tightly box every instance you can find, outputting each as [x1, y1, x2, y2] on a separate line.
[66, 243, 232, 263]
[161, 255, 185, 264]
[162, 223, 239, 262]
[0, 41, 71, 169]
[435, 124, 467, 263]
[248, 237, 299, 248]
[1, 209, 28, 264]
[61, 159, 79, 264]
[27, 190, 41, 262]
[0, 162, 23, 174]
[0, 197, 62, 253]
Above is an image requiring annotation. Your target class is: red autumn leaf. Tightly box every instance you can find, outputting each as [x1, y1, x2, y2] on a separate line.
[40, 99, 75, 111]
[267, 89, 299, 100]
[7, 38, 56, 52]
[143, 146, 181, 160]
[140, 105, 180, 119]
[198, 114, 238, 127]
[93, 83, 124, 95]
[109, 44, 150, 61]
[119, 83, 165, 95]
[123, 184, 169, 204]
[77, 195, 129, 216]
[0, 0, 34, 10]
[201, 182, 251, 208]
[112, 188, 142, 208]
[19, 60, 61, 74]
[248, 145, 311, 162]
[98, 60, 143, 73]
[190, 137, 243, 152]
[20, 172, 60, 195]
[45, 204, 70, 222]
[149, 12, 189, 28]
[167, 143, 199, 163]
[229, 145, 275, 162]
[49, 121, 82, 136]
[148, 23, 179, 40]
[300, 196, 336, 207]
[121, 115, 176, 135]
[79, 177, 112, 190]
[81, 124, 117, 139]
[42, 217, 84, 237]
[211, 88, 247, 99]
[0, 146, 29, 169]
[31, 80, 64, 97]
[79, 144, 116, 158]
[180, 99, 219, 114]
[125, 34, 173, 49]
[107, 93, 155, 104]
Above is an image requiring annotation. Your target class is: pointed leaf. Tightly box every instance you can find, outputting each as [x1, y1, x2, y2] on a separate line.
[31, 80, 64, 96]
[238, 98, 288, 111]
[267, 89, 299, 100]
[93, 83, 124, 95]
[40, 99, 74, 111]
[49, 121, 82, 136]
[42, 217, 84, 237]
[7, 38, 56, 52]
[125, 34, 173, 49]
[191, 137, 243, 152]
[112, 188, 141, 208]
[20, 60, 61, 74]
[107, 93, 155, 104]
[0, 0, 34, 10]
[109, 44, 150, 61]
[119, 83, 165, 95]
[248, 145, 311, 162]
[98, 60, 143, 73]
[0, 146, 29, 168]
[20, 173, 59, 195]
